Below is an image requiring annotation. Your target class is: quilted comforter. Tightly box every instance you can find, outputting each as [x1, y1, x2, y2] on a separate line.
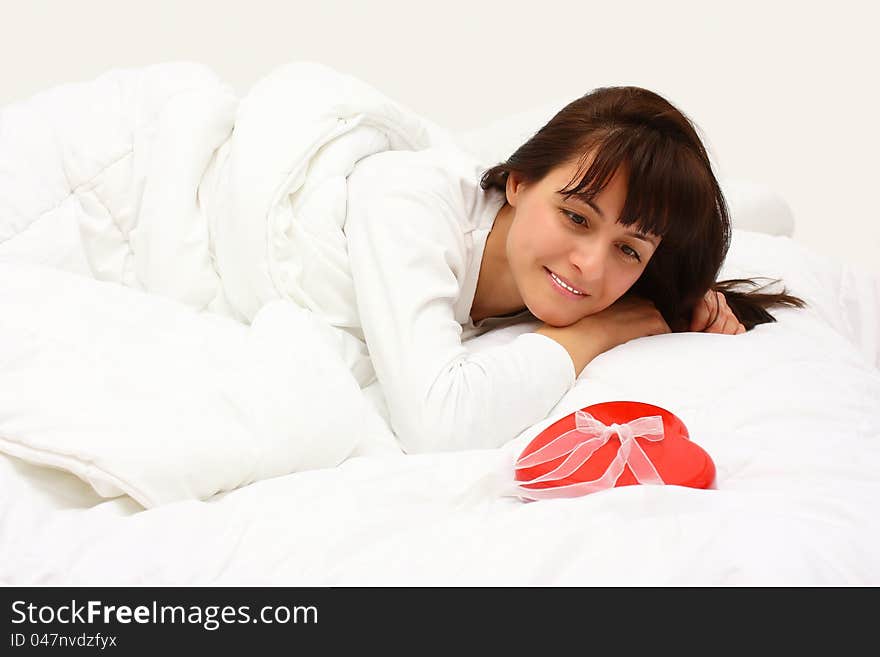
[0, 61, 455, 506]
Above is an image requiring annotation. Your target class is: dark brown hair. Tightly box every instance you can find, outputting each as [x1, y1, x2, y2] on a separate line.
[479, 86, 806, 332]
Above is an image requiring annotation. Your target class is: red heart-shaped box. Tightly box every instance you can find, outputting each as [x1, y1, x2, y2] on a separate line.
[515, 401, 716, 493]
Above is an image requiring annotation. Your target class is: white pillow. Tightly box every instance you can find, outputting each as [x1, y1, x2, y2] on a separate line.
[0, 262, 395, 508]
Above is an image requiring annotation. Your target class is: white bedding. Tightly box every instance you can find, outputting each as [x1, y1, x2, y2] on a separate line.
[1, 62, 879, 585]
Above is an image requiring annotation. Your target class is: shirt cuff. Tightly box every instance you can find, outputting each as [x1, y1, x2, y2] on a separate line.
[515, 331, 577, 389]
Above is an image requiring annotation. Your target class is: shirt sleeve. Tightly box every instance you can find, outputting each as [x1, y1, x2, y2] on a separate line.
[344, 153, 576, 454]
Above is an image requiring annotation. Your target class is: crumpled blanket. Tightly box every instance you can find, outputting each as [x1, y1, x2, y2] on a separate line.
[0, 61, 456, 507]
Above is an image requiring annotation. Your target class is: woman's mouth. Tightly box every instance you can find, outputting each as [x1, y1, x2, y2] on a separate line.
[545, 267, 589, 299]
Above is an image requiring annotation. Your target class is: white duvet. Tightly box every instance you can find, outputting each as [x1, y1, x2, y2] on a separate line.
[1, 62, 879, 585]
[0, 60, 451, 506]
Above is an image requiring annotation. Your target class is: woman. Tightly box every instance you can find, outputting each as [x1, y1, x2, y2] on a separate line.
[344, 85, 805, 455]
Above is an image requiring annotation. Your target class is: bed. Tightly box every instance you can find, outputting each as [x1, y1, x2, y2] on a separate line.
[1, 61, 878, 586]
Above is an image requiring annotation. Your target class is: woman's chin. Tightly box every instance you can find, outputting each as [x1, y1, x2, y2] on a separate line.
[527, 303, 584, 328]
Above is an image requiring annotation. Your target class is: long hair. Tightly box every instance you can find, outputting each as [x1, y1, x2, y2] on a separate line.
[479, 86, 805, 332]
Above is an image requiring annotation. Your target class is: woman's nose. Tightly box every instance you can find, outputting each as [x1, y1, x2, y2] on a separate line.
[571, 241, 607, 283]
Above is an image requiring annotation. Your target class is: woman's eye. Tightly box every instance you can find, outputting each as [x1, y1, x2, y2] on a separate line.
[621, 245, 641, 262]
[562, 209, 641, 262]
[561, 209, 587, 226]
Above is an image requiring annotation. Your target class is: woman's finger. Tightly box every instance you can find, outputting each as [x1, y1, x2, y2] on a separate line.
[691, 291, 720, 331]
[691, 290, 741, 333]
[689, 298, 710, 331]
[721, 316, 738, 334]
[707, 310, 738, 334]
[706, 304, 729, 332]
[707, 316, 728, 334]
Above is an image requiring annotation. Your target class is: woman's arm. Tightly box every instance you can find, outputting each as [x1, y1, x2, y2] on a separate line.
[535, 294, 672, 376]
[345, 155, 575, 454]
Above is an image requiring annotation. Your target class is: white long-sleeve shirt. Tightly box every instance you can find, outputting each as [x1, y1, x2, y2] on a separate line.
[342, 144, 576, 454]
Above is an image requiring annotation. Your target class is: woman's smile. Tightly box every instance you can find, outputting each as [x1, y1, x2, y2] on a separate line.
[545, 267, 589, 299]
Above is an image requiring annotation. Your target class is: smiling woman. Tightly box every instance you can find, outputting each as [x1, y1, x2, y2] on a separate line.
[345, 85, 807, 454]
[478, 86, 806, 336]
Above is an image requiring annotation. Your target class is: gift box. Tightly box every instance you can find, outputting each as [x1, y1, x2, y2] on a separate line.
[514, 401, 716, 501]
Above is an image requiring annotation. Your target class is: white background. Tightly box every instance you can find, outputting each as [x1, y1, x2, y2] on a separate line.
[2, 0, 877, 271]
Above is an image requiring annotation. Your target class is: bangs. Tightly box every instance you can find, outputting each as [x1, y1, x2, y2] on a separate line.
[557, 129, 719, 246]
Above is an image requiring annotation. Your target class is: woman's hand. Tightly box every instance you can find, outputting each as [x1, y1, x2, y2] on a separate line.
[580, 294, 672, 352]
[689, 289, 745, 335]
[535, 294, 671, 376]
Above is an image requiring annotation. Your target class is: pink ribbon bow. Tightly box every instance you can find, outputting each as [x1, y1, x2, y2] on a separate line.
[514, 410, 666, 501]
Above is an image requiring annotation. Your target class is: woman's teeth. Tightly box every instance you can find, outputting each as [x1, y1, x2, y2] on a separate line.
[549, 270, 586, 295]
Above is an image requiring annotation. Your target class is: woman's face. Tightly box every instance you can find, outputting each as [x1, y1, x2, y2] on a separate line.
[505, 156, 661, 328]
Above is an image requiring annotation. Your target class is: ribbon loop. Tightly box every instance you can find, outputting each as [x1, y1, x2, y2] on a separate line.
[515, 410, 666, 501]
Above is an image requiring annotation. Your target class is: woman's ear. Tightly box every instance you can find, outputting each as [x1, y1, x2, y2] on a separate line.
[505, 172, 526, 207]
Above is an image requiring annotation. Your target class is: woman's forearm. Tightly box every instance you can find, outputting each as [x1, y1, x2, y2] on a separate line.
[534, 321, 607, 378]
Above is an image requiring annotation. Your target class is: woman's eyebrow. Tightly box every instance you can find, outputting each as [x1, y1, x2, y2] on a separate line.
[627, 233, 656, 246]
[560, 193, 605, 218]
